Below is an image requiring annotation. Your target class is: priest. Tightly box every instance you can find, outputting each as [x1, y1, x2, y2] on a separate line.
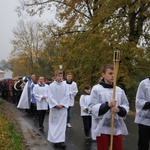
[17, 74, 36, 110]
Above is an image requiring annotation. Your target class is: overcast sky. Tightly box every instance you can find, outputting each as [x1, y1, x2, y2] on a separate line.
[0, 0, 55, 61]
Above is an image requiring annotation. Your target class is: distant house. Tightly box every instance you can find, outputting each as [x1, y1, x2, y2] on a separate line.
[4, 69, 13, 78]
[0, 60, 13, 79]
[0, 70, 4, 78]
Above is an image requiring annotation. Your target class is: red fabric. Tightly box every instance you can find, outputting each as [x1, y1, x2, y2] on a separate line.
[96, 134, 122, 150]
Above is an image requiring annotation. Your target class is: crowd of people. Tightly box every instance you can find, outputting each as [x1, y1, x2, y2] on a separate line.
[0, 63, 150, 150]
[0, 78, 20, 104]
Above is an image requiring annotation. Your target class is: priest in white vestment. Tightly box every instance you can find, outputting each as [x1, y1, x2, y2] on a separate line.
[17, 74, 36, 110]
[47, 70, 69, 148]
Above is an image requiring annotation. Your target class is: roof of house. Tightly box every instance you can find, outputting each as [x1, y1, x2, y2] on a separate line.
[0, 70, 4, 73]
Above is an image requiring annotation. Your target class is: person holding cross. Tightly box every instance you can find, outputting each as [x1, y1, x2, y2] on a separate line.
[89, 64, 129, 150]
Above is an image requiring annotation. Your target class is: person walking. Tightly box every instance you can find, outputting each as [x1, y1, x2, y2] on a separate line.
[65, 73, 78, 128]
[33, 76, 49, 131]
[79, 84, 91, 140]
[17, 74, 36, 111]
[135, 77, 150, 150]
[89, 64, 129, 150]
[47, 70, 69, 149]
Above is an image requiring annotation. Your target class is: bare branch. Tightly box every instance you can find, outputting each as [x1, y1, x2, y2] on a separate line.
[53, 30, 86, 37]
[84, 0, 93, 18]
[24, 0, 91, 19]
[24, 0, 52, 6]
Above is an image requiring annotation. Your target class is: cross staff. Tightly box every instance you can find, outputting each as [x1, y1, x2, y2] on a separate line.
[110, 50, 120, 150]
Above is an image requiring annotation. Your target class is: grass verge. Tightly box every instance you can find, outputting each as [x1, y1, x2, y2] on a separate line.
[0, 101, 24, 150]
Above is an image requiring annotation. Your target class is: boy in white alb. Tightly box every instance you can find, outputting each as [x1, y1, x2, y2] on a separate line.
[47, 70, 69, 148]
[89, 64, 129, 150]
[135, 78, 150, 150]
[65, 73, 78, 128]
[79, 84, 91, 139]
[33, 76, 49, 131]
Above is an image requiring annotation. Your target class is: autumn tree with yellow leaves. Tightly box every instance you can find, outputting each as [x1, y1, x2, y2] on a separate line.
[9, 20, 54, 77]
[9, 0, 150, 106]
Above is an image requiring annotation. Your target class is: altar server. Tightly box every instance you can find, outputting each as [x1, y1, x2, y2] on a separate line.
[65, 72, 78, 128]
[89, 64, 129, 150]
[79, 84, 91, 139]
[33, 76, 49, 131]
[135, 78, 150, 150]
[47, 70, 69, 149]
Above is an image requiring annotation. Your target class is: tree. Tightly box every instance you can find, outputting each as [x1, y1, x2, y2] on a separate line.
[0, 60, 11, 71]
[9, 20, 48, 76]
[14, 0, 150, 106]
[17, 0, 149, 43]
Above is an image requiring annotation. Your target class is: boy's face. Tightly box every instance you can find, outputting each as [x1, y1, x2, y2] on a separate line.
[102, 69, 114, 84]
[39, 77, 44, 84]
[85, 89, 91, 94]
[55, 74, 63, 82]
[66, 74, 72, 81]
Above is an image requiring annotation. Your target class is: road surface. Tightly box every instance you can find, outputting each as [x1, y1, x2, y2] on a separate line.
[16, 102, 138, 150]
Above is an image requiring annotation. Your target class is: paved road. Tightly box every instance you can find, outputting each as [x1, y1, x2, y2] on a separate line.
[17, 102, 138, 150]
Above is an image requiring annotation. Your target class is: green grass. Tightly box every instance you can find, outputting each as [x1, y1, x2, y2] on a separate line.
[0, 101, 24, 150]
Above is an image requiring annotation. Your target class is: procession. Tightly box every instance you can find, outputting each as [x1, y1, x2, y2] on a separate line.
[0, 60, 150, 150]
[0, 0, 150, 150]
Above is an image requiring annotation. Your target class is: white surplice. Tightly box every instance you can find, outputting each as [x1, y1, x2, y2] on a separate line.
[47, 80, 69, 143]
[79, 94, 91, 116]
[135, 78, 150, 126]
[33, 84, 49, 110]
[64, 81, 78, 106]
[89, 84, 129, 137]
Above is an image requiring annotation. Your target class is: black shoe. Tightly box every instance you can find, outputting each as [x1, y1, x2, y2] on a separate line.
[39, 126, 43, 131]
[53, 143, 60, 148]
[86, 136, 91, 140]
[33, 117, 38, 121]
[60, 142, 66, 148]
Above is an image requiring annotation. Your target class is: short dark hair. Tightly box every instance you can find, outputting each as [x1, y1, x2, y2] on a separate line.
[55, 70, 63, 76]
[84, 84, 91, 90]
[67, 72, 72, 75]
[102, 64, 114, 73]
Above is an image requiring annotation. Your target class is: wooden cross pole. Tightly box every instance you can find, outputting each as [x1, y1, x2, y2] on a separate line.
[110, 50, 120, 150]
